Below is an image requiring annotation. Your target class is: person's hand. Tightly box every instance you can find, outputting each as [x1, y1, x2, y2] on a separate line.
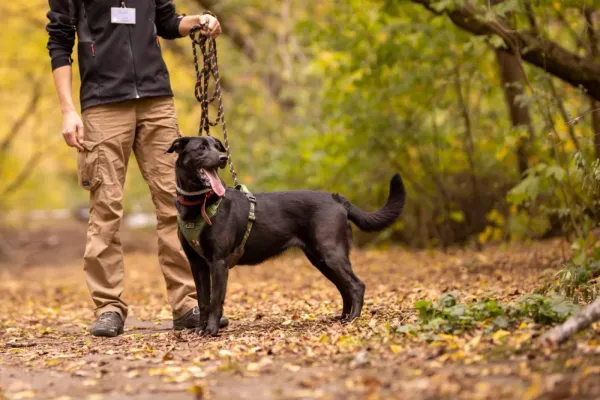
[62, 110, 84, 151]
[198, 14, 221, 38]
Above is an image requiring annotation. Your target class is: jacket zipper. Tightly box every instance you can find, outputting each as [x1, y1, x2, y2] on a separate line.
[90, 41, 100, 98]
[122, 1, 140, 99]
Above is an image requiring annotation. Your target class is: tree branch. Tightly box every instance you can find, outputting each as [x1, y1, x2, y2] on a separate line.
[541, 297, 600, 346]
[547, 78, 580, 151]
[0, 81, 42, 155]
[411, 0, 600, 101]
[524, 0, 538, 35]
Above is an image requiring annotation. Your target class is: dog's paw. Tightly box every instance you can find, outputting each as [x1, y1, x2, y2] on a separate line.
[201, 325, 219, 337]
[340, 315, 359, 325]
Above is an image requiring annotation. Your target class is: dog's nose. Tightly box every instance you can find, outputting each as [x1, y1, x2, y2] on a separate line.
[219, 155, 228, 162]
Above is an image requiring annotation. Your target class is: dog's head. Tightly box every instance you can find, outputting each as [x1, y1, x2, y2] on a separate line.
[166, 136, 228, 197]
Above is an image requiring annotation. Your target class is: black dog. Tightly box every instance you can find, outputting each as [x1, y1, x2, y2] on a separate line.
[166, 136, 406, 336]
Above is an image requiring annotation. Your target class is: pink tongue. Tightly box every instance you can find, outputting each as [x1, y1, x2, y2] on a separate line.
[202, 168, 226, 197]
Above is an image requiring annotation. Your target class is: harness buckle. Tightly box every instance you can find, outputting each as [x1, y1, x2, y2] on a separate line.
[245, 194, 257, 203]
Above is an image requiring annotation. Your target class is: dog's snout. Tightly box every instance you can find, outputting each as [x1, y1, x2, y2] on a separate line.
[219, 155, 228, 162]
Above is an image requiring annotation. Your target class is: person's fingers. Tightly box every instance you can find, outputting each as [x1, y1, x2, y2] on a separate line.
[76, 122, 85, 145]
[63, 131, 76, 147]
[73, 130, 84, 151]
[211, 23, 221, 38]
[201, 14, 211, 28]
[64, 127, 84, 151]
[207, 17, 216, 30]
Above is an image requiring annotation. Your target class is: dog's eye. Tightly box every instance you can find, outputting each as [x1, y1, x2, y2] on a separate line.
[199, 145, 206, 150]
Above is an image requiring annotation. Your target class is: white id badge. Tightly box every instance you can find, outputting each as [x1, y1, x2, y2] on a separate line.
[111, 7, 136, 24]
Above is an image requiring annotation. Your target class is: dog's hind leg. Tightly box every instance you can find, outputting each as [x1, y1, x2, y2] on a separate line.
[303, 249, 352, 319]
[339, 259, 365, 321]
[202, 259, 228, 336]
[321, 251, 365, 321]
[308, 212, 365, 321]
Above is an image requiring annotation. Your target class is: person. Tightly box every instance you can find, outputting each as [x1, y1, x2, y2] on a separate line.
[46, 0, 227, 337]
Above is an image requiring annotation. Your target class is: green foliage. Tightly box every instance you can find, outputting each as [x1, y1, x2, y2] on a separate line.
[506, 149, 600, 244]
[506, 294, 579, 325]
[398, 292, 578, 336]
[2, 0, 600, 250]
[543, 246, 600, 303]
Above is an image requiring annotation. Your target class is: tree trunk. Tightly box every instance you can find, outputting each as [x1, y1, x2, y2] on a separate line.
[585, 9, 600, 159]
[494, 48, 534, 175]
[454, 64, 479, 198]
[541, 297, 600, 346]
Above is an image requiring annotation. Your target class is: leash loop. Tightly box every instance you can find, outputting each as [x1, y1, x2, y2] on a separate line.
[189, 11, 238, 186]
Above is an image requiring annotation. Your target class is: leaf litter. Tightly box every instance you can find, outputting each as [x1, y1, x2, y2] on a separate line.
[0, 239, 600, 399]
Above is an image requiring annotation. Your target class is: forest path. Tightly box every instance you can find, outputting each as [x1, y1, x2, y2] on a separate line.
[2, 240, 599, 399]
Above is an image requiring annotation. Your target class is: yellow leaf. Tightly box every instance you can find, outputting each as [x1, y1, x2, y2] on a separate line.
[44, 359, 63, 366]
[390, 344, 403, 354]
[519, 321, 528, 329]
[188, 381, 208, 399]
[492, 330, 510, 344]
[466, 334, 482, 351]
[11, 391, 37, 400]
[438, 333, 457, 342]
[126, 370, 141, 378]
[583, 366, 600, 376]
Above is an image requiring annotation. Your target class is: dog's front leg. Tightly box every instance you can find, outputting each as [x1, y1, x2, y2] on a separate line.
[202, 259, 228, 336]
[179, 232, 211, 332]
[194, 261, 211, 332]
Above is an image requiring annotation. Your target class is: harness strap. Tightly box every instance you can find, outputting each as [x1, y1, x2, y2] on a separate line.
[201, 194, 213, 225]
[227, 191, 255, 266]
[178, 185, 256, 265]
[177, 197, 222, 257]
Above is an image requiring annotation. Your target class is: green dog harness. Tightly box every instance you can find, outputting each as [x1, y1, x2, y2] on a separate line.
[177, 184, 256, 262]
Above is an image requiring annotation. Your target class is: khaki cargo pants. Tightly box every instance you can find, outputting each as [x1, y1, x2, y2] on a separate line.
[78, 96, 196, 320]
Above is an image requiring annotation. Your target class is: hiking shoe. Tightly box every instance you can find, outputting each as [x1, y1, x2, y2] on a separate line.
[173, 306, 229, 330]
[90, 312, 124, 337]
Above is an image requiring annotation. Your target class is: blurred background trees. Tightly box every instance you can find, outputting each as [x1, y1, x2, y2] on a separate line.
[2, 0, 600, 248]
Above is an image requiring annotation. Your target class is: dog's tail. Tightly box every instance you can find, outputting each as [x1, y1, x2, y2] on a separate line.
[332, 174, 405, 232]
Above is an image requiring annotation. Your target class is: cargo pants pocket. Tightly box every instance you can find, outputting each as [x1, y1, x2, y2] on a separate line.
[77, 141, 102, 191]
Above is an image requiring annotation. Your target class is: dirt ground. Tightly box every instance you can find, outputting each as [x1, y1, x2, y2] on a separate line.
[1, 239, 600, 400]
[0, 222, 157, 269]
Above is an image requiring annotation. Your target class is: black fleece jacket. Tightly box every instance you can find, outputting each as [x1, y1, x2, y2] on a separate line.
[47, 0, 184, 110]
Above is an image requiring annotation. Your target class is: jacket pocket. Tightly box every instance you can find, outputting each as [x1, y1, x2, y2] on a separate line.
[77, 141, 102, 191]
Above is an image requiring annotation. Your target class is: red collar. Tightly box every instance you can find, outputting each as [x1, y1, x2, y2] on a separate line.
[177, 191, 215, 225]
[176, 196, 206, 206]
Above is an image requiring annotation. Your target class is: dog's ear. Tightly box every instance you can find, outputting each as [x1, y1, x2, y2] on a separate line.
[165, 137, 191, 154]
[212, 137, 226, 153]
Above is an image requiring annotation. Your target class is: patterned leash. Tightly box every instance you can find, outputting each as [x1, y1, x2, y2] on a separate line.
[189, 11, 238, 186]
